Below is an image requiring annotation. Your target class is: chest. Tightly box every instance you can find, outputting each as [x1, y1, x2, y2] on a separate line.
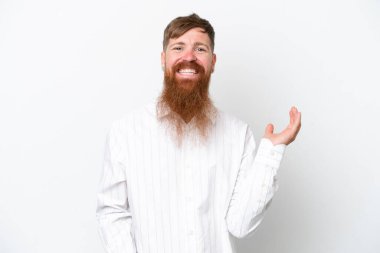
[122, 125, 242, 214]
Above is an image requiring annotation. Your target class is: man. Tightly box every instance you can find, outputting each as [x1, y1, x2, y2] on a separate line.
[96, 13, 301, 253]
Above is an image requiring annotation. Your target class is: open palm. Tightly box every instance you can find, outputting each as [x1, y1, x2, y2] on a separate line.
[264, 106, 302, 146]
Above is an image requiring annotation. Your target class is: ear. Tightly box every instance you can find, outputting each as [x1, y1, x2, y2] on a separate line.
[161, 51, 166, 70]
[211, 53, 217, 73]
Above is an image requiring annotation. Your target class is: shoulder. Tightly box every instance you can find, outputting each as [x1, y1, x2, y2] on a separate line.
[213, 109, 258, 154]
[214, 109, 254, 145]
[109, 101, 157, 133]
[216, 109, 250, 132]
[216, 110, 259, 152]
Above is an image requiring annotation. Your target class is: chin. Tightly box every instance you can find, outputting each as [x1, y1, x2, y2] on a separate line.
[178, 82, 196, 90]
[175, 78, 198, 90]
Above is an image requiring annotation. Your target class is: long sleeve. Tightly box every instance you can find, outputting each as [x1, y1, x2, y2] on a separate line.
[225, 126, 286, 239]
[96, 121, 137, 253]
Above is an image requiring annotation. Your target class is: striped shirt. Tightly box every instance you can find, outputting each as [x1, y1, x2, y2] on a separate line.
[96, 102, 286, 253]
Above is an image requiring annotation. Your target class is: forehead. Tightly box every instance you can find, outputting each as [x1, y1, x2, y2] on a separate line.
[168, 27, 211, 46]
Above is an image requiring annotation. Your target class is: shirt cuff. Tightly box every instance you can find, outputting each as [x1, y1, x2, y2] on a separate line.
[255, 138, 286, 169]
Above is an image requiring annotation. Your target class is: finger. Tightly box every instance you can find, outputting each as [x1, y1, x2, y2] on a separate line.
[289, 106, 300, 127]
[294, 111, 301, 129]
[290, 112, 301, 138]
[265, 123, 274, 135]
[289, 106, 296, 125]
[292, 115, 302, 141]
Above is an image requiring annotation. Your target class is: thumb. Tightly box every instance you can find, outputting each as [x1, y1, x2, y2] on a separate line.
[265, 123, 274, 136]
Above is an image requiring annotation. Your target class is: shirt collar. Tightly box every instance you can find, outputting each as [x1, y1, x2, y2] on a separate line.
[155, 101, 218, 125]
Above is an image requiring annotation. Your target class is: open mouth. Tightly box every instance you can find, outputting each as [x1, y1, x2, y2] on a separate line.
[177, 68, 199, 76]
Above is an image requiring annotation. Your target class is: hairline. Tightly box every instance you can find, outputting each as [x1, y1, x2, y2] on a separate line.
[164, 30, 213, 52]
[163, 14, 215, 52]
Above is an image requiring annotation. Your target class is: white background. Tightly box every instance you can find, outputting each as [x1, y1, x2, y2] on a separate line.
[0, 0, 379, 252]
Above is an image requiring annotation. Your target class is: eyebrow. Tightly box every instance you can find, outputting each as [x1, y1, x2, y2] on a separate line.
[169, 42, 186, 47]
[194, 42, 210, 50]
[169, 41, 210, 50]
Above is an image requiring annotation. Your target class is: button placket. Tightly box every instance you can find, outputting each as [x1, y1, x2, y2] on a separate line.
[183, 140, 196, 248]
[184, 159, 192, 202]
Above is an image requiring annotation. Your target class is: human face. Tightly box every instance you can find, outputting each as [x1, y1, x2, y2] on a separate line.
[161, 27, 216, 90]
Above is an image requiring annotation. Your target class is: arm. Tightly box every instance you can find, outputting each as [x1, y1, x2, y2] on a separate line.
[225, 106, 301, 238]
[225, 128, 285, 239]
[96, 121, 137, 253]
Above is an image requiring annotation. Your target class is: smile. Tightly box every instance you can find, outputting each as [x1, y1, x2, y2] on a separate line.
[177, 68, 198, 75]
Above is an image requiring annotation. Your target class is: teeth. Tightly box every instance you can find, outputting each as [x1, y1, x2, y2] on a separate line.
[178, 69, 196, 74]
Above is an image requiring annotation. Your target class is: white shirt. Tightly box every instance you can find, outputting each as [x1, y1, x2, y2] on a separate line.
[96, 102, 286, 253]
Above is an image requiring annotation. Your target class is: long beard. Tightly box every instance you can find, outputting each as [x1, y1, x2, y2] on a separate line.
[157, 61, 216, 145]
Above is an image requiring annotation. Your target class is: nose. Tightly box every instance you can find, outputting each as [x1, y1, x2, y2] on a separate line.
[182, 49, 197, 61]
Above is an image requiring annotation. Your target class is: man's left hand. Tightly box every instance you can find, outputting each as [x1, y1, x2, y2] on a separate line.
[264, 106, 302, 146]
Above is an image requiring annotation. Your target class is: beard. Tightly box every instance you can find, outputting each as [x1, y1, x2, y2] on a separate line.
[157, 61, 216, 145]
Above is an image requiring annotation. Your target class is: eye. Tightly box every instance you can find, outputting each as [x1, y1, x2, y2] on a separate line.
[195, 47, 207, 52]
[172, 47, 183, 51]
